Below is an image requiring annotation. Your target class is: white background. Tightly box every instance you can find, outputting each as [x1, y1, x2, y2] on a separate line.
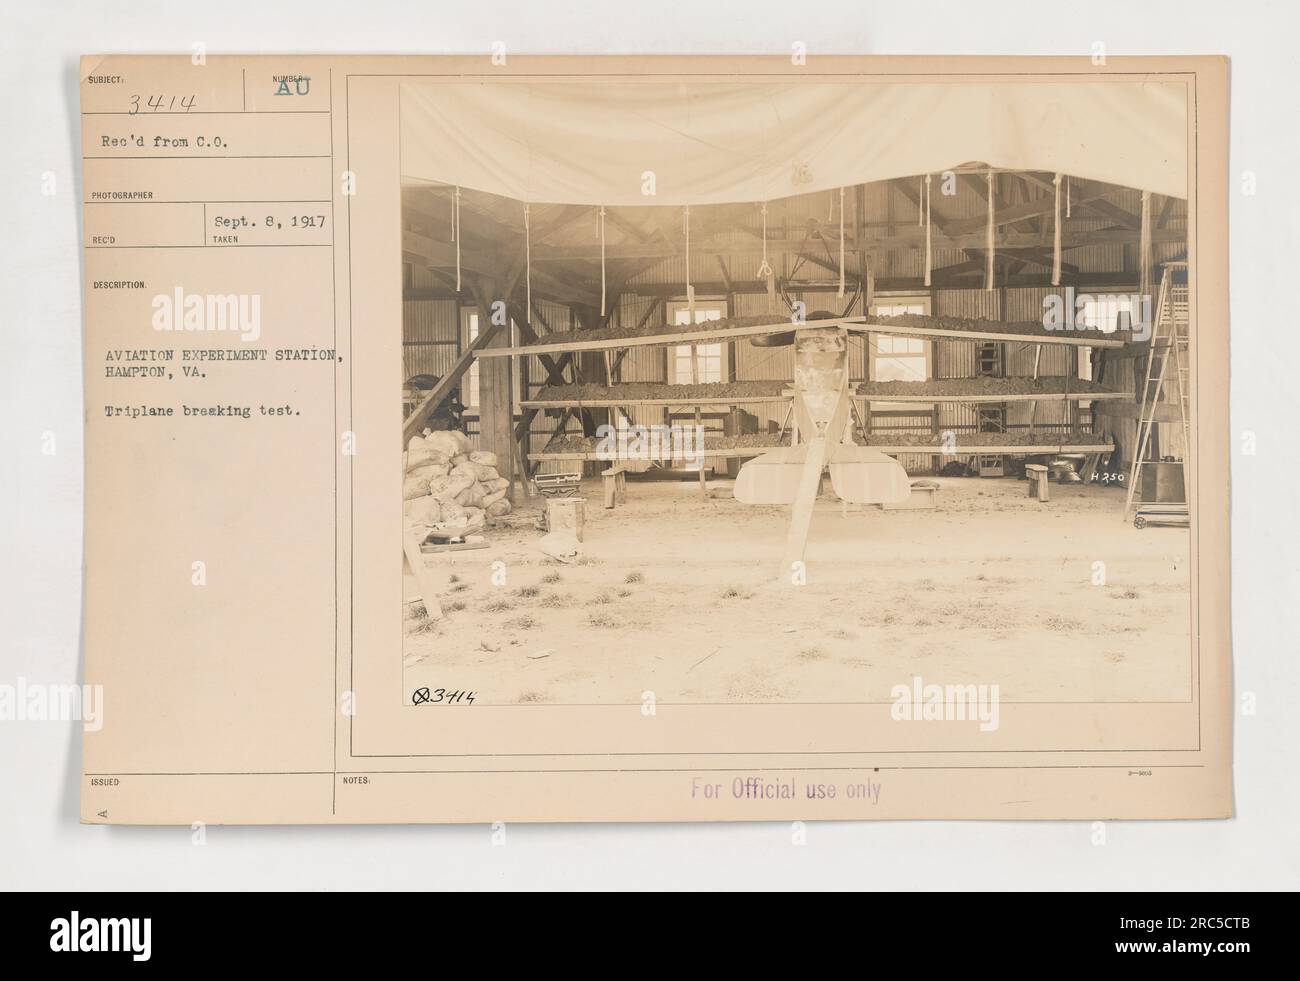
[2, 0, 1296, 891]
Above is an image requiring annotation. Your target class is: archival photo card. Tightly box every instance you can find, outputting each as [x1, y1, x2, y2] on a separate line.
[79, 54, 1231, 824]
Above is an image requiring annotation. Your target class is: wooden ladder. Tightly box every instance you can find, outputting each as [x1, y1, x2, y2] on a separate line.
[1124, 262, 1190, 520]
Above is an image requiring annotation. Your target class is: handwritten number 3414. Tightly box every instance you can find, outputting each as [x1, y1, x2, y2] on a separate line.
[411, 688, 476, 706]
[129, 94, 197, 115]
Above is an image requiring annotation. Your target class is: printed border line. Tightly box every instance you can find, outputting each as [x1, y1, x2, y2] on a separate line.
[86, 763, 1205, 777]
[359, 68, 1206, 765]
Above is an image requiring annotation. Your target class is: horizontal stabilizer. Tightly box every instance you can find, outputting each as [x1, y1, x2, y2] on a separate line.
[734, 443, 911, 505]
[828, 445, 911, 503]
[733, 447, 809, 504]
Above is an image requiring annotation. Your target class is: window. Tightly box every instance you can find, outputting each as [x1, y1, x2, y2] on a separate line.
[977, 342, 1003, 378]
[668, 303, 727, 384]
[674, 343, 723, 384]
[976, 404, 1006, 433]
[868, 296, 931, 385]
[1076, 295, 1135, 392]
[872, 334, 928, 383]
[1077, 295, 1135, 335]
[460, 308, 524, 415]
[871, 300, 928, 318]
[867, 295, 932, 415]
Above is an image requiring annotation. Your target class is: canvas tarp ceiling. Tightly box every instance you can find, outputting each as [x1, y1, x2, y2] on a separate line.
[400, 79, 1188, 206]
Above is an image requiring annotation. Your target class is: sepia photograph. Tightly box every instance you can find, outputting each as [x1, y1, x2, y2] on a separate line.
[398, 78, 1193, 711]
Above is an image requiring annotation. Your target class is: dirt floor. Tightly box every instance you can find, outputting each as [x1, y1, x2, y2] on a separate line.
[403, 475, 1191, 705]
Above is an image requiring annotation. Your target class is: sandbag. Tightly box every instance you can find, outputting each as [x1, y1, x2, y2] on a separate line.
[451, 454, 470, 468]
[403, 476, 429, 501]
[488, 476, 510, 493]
[450, 431, 472, 455]
[451, 461, 478, 480]
[403, 497, 441, 525]
[473, 464, 500, 483]
[486, 499, 512, 517]
[407, 436, 427, 453]
[457, 484, 488, 509]
[481, 488, 508, 508]
[469, 450, 498, 467]
[406, 447, 435, 470]
[424, 431, 461, 458]
[439, 501, 466, 525]
[407, 463, 450, 483]
[433, 474, 474, 502]
[443, 508, 485, 535]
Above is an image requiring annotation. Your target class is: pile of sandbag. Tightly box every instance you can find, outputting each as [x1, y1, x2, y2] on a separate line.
[403, 430, 513, 539]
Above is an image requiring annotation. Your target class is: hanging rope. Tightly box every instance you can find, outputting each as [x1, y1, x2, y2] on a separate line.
[523, 203, 532, 326]
[757, 202, 776, 312]
[756, 202, 772, 279]
[985, 169, 995, 292]
[1066, 175, 1071, 219]
[924, 173, 933, 287]
[684, 205, 694, 319]
[837, 186, 846, 298]
[453, 186, 462, 292]
[598, 205, 607, 317]
[1139, 189, 1152, 301]
[1052, 172, 1063, 287]
[919, 177, 924, 226]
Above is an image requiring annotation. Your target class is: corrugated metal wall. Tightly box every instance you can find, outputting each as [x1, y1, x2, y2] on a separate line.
[401, 299, 458, 380]
[932, 289, 996, 450]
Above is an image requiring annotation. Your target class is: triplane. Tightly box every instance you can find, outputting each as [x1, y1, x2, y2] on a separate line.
[734, 322, 910, 581]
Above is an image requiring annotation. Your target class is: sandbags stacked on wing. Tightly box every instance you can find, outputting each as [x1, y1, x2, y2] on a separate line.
[402, 434, 512, 541]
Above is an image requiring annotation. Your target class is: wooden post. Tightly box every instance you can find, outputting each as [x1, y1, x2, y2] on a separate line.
[1027, 343, 1042, 433]
[929, 338, 940, 474]
[403, 528, 443, 620]
[689, 332, 706, 499]
[515, 336, 531, 499]
[514, 438, 532, 499]
[863, 329, 875, 436]
[1066, 347, 1078, 436]
[1138, 190, 1153, 301]
[474, 285, 515, 489]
